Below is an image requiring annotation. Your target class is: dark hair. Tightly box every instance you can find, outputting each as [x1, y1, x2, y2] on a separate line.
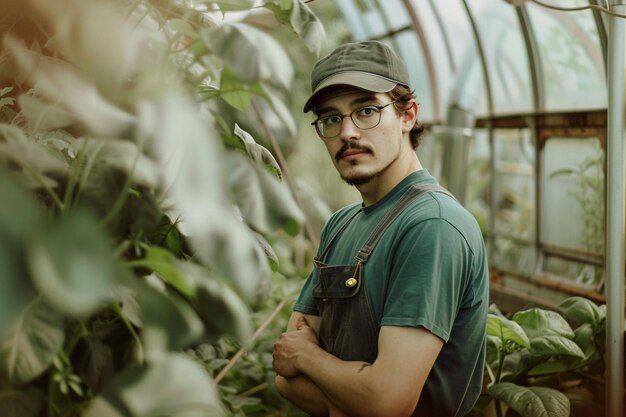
[389, 84, 425, 149]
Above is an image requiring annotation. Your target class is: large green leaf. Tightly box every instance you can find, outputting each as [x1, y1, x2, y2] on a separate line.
[136, 282, 204, 358]
[253, 231, 279, 273]
[139, 97, 266, 300]
[233, 123, 282, 179]
[74, 336, 114, 393]
[486, 314, 530, 349]
[27, 210, 117, 317]
[125, 246, 195, 298]
[513, 308, 575, 339]
[202, 22, 293, 89]
[0, 176, 42, 335]
[0, 124, 68, 185]
[226, 151, 304, 236]
[558, 296, 601, 327]
[264, 0, 325, 54]
[18, 94, 74, 131]
[572, 323, 597, 359]
[0, 298, 65, 385]
[488, 382, 570, 417]
[250, 85, 297, 139]
[29, 0, 148, 99]
[0, 388, 45, 417]
[183, 262, 253, 343]
[71, 137, 159, 189]
[527, 360, 571, 376]
[0, 240, 38, 337]
[220, 71, 254, 112]
[528, 335, 585, 358]
[84, 354, 223, 417]
[148, 214, 187, 258]
[4, 36, 135, 138]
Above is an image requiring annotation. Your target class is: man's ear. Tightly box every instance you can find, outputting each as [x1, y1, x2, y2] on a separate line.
[401, 100, 419, 133]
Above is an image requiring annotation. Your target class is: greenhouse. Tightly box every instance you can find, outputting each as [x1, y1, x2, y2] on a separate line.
[0, 0, 624, 416]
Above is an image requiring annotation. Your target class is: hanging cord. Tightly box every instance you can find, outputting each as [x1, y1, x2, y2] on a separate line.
[527, 0, 626, 19]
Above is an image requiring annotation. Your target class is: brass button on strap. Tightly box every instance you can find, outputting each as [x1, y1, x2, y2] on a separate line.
[345, 277, 357, 287]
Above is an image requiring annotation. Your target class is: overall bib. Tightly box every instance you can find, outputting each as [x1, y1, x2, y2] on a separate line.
[312, 183, 454, 364]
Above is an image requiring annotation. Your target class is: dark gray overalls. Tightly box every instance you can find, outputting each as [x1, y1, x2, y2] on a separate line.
[312, 183, 454, 364]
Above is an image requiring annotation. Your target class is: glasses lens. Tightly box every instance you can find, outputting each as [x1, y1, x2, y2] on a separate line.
[316, 115, 342, 138]
[351, 106, 381, 129]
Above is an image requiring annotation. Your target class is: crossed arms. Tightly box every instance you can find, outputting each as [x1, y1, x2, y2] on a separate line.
[273, 312, 443, 417]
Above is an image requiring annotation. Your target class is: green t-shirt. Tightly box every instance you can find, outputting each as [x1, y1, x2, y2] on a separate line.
[294, 170, 489, 417]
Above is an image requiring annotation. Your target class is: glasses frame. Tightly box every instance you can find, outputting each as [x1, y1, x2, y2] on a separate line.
[311, 99, 400, 139]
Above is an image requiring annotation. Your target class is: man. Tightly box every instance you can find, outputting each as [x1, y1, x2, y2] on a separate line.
[273, 40, 488, 417]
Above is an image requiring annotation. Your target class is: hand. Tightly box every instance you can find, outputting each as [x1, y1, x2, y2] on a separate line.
[273, 316, 320, 378]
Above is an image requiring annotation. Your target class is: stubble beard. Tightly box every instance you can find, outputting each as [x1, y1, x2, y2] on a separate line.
[340, 161, 381, 186]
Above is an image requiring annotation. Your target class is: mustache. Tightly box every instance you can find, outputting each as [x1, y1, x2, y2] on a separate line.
[335, 143, 373, 162]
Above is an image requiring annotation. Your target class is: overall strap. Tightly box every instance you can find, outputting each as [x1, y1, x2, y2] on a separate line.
[354, 183, 455, 263]
[315, 204, 363, 264]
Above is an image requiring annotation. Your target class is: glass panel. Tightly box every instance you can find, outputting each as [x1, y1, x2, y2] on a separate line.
[335, 0, 376, 40]
[468, 0, 533, 114]
[465, 128, 490, 235]
[526, 0, 606, 110]
[493, 237, 537, 275]
[492, 128, 536, 273]
[389, 32, 435, 121]
[430, 0, 488, 118]
[377, 0, 410, 32]
[542, 137, 605, 255]
[417, 129, 444, 181]
[544, 255, 603, 287]
[405, 0, 456, 120]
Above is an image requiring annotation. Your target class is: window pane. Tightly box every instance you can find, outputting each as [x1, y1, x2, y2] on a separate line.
[406, 0, 458, 120]
[391, 31, 435, 121]
[544, 254, 603, 287]
[493, 237, 537, 275]
[526, 0, 606, 110]
[378, 0, 411, 32]
[492, 128, 536, 273]
[432, 0, 488, 118]
[335, 0, 383, 40]
[468, 0, 533, 113]
[417, 130, 444, 181]
[465, 128, 491, 235]
[542, 137, 605, 255]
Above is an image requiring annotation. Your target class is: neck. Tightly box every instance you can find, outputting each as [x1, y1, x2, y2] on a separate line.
[357, 152, 423, 206]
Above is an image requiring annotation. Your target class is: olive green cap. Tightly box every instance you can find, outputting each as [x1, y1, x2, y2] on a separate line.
[303, 40, 411, 113]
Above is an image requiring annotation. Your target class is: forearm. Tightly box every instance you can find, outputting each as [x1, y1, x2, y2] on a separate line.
[295, 345, 408, 417]
[275, 374, 330, 417]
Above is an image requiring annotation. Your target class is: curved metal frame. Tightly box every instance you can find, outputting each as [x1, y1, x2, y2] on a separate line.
[401, 0, 441, 121]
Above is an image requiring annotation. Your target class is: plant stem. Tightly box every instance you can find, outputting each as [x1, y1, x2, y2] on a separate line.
[238, 382, 268, 397]
[112, 303, 145, 365]
[214, 297, 289, 384]
[493, 349, 507, 417]
[495, 350, 506, 384]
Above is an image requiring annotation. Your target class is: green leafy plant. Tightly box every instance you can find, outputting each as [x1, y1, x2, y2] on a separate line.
[470, 297, 607, 417]
[0, 0, 326, 416]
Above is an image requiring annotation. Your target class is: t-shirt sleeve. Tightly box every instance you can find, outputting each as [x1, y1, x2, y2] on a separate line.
[293, 268, 320, 315]
[381, 218, 471, 342]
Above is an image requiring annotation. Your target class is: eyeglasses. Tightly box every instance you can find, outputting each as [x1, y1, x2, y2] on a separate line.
[311, 100, 400, 139]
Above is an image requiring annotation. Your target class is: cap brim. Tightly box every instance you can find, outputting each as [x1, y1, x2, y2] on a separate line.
[303, 71, 398, 113]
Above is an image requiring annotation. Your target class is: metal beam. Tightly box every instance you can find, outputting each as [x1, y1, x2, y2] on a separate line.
[606, 3, 625, 417]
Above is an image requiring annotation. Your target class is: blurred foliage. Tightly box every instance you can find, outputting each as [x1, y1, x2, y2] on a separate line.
[0, 0, 333, 416]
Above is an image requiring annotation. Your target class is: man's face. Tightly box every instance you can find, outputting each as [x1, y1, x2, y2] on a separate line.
[313, 90, 412, 186]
